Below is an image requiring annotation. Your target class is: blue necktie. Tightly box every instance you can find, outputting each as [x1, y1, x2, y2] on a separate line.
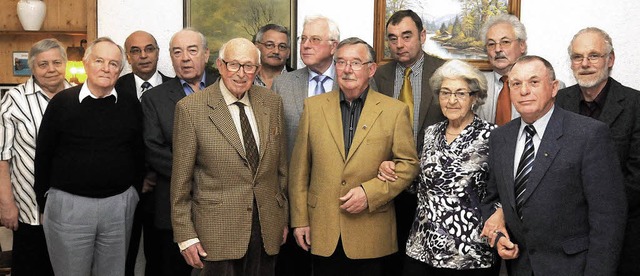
[313, 75, 327, 95]
[141, 81, 152, 93]
[515, 124, 536, 219]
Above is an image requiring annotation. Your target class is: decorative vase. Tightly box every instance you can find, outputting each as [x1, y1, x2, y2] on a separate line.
[17, 0, 47, 31]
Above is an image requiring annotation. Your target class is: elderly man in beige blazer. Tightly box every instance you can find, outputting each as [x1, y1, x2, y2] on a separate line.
[289, 37, 419, 276]
[171, 38, 288, 276]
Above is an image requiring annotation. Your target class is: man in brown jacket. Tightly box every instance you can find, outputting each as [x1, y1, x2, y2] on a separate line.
[171, 37, 288, 276]
[289, 37, 419, 276]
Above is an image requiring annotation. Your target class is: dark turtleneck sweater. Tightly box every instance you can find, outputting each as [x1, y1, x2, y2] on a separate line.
[34, 85, 144, 212]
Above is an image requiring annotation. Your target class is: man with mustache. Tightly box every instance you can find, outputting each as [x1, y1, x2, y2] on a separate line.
[253, 24, 293, 89]
[289, 37, 418, 276]
[556, 27, 640, 276]
[115, 30, 172, 276]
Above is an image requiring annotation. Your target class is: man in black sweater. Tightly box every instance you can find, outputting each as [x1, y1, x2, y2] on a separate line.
[34, 37, 145, 276]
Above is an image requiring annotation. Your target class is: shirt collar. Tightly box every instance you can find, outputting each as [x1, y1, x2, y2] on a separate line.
[518, 105, 554, 140]
[340, 86, 370, 104]
[579, 77, 611, 107]
[133, 71, 163, 89]
[179, 74, 207, 93]
[26, 76, 72, 98]
[308, 62, 336, 82]
[79, 82, 118, 103]
[220, 80, 251, 107]
[397, 52, 425, 74]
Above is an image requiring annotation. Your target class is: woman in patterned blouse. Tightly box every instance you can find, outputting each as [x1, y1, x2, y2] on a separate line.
[379, 59, 499, 275]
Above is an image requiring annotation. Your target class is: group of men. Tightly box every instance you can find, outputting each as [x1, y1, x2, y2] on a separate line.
[0, 9, 637, 276]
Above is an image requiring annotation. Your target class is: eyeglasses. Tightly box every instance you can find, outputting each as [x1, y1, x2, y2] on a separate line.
[485, 39, 516, 50]
[221, 59, 259, 74]
[298, 36, 334, 45]
[257, 41, 289, 51]
[438, 90, 477, 100]
[570, 53, 608, 64]
[335, 60, 373, 71]
[129, 45, 158, 56]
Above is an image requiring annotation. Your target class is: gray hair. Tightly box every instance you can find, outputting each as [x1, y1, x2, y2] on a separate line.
[219, 38, 261, 65]
[254, 24, 290, 46]
[568, 27, 614, 55]
[304, 15, 340, 42]
[170, 28, 208, 50]
[513, 55, 556, 81]
[481, 14, 527, 49]
[429, 59, 488, 111]
[83, 37, 126, 71]
[335, 37, 376, 62]
[28, 38, 67, 71]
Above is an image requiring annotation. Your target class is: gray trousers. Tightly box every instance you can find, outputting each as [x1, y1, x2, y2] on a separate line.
[43, 187, 139, 276]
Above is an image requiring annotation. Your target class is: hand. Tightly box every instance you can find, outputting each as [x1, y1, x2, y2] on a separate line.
[180, 242, 207, 269]
[339, 186, 368, 214]
[141, 171, 157, 193]
[281, 226, 289, 245]
[377, 161, 397, 182]
[293, 226, 311, 251]
[495, 233, 519, 260]
[481, 208, 505, 246]
[0, 199, 19, 231]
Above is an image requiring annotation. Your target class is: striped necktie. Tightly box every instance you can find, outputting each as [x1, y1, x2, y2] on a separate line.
[515, 124, 536, 219]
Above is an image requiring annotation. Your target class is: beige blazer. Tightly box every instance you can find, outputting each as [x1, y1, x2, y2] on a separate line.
[171, 81, 288, 261]
[289, 88, 419, 259]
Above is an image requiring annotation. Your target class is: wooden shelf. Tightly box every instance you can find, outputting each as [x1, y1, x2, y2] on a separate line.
[0, 31, 87, 36]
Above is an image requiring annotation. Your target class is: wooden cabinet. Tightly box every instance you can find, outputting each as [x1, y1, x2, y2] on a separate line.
[0, 0, 96, 84]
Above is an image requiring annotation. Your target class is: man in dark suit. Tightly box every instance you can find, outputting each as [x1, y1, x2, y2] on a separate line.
[270, 15, 340, 276]
[141, 28, 218, 276]
[171, 37, 288, 276]
[371, 10, 445, 274]
[115, 30, 171, 276]
[555, 27, 640, 276]
[482, 55, 627, 275]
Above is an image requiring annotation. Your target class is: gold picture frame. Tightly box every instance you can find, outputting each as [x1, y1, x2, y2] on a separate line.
[374, 0, 521, 70]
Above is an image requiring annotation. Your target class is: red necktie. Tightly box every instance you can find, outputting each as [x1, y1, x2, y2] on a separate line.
[495, 75, 511, 126]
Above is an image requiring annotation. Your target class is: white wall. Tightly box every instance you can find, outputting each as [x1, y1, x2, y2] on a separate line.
[98, 0, 640, 89]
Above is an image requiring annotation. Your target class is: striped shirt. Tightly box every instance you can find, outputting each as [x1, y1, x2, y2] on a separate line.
[393, 54, 425, 140]
[0, 77, 71, 225]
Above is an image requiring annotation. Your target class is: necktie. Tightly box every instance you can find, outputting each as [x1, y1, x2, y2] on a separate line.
[399, 67, 414, 126]
[313, 75, 327, 95]
[234, 102, 259, 175]
[495, 75, 511, 126]
[515, 124, 536, 219]
[141, 81, 152, 93]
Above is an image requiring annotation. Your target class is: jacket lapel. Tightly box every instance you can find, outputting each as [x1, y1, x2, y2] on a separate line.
[598, 79, 624, 127]
[249, 88, 270, 164]
[519, 108, 563, 205]
[322, 92, 347, 161]
[345, 89, 383, 163]
[501, 121, 520, 211]
[207, 83, 245, 159]
[168, 78, 187, 104]
[294, 69, 309, 119]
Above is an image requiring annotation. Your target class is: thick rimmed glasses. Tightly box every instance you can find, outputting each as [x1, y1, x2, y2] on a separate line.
[221, 60, 259, 74]
[335, 60, 373, 71]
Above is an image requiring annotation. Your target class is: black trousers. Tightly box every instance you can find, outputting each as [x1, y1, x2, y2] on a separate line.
[275, 229, 312, 276]
[125, 192, 162, 276]
[12, 222, 53, 276]
[312, 239, 384, 276]
[402, 255, 499, 276]
[384, 190, 417, 276]
[200, 201, 275, 276]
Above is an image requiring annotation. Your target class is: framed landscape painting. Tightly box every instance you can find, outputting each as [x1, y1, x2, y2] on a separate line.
[374, 0, 521, 70]
[184, 0, 296, 68]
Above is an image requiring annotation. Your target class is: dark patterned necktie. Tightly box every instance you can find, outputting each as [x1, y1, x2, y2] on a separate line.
[234, 102, 259, 175]
[515, 124, 536, 219]
[141, 81, 152, 92]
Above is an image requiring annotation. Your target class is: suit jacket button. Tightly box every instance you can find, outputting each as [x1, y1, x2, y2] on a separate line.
[341, 181, 346, 186]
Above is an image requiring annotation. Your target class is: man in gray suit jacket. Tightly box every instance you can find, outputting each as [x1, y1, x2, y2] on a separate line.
[556, 27, 640, 275]
[270, 15, 340, 276]
[141, 28, 218, 276]
[482, 55, 626, 275]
